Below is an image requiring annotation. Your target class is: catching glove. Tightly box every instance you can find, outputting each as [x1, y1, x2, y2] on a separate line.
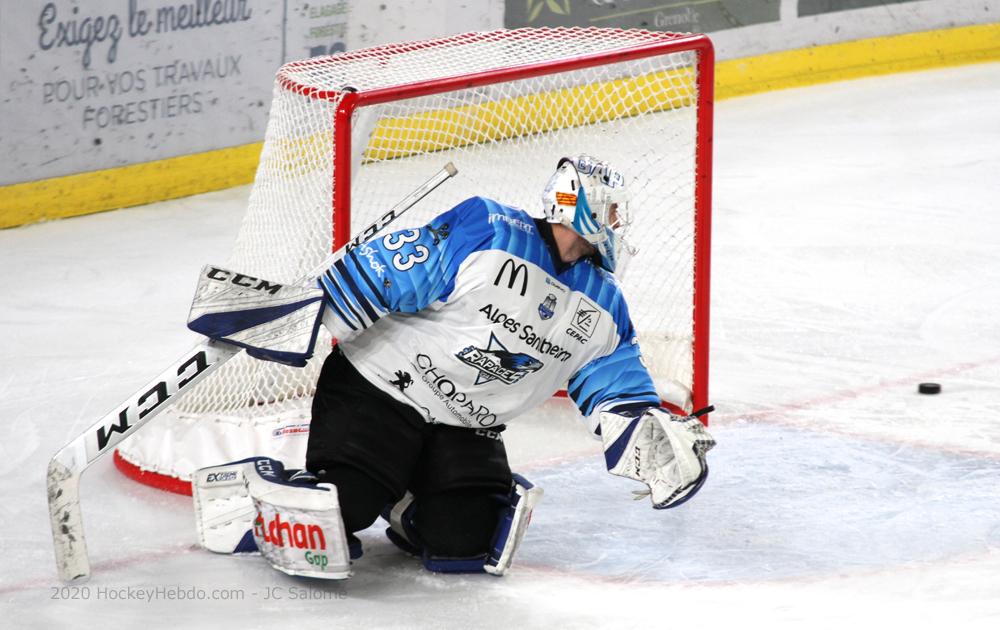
[599, 406, 716, 509]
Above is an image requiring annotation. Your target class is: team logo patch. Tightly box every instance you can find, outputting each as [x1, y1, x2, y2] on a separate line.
[570, 296, 601, 340]
[538, 293, 557, 320]
[456, 332, 543, 385]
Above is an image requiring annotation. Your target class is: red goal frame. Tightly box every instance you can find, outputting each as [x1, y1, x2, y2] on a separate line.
[313, 32, 716, 421]
[116, 31, 715, 495]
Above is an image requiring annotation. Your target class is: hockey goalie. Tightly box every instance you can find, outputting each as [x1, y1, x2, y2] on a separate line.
[189, 155, 716, 579]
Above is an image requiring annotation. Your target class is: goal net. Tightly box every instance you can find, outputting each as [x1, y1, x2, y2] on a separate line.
[115, 27, 714, 492]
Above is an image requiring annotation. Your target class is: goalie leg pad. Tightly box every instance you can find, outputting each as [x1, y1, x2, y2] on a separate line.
[193, 457, 353, 579]
[381, 492, 491, 573]
[193, 457, 264, 554]
[381, 474, 543, 576]
[382, 491, 422, 556]
[246, 458, 352, 579]
[484, 473, 543, 576]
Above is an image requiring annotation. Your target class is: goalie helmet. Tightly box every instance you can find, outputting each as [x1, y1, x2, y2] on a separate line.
[541, 155, 633, 272]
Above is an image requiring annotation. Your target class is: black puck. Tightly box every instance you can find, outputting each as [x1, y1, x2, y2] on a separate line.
[918, 382, 941, 395]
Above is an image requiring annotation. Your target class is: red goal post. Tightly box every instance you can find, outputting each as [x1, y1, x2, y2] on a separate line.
[114, 27, 714, 494]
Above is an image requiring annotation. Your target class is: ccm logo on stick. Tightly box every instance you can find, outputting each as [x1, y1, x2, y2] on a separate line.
[205, 267, 283, 295]
[94, 351, 211, 452]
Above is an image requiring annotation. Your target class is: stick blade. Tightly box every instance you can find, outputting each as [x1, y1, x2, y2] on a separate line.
[48, 455, 91, 581]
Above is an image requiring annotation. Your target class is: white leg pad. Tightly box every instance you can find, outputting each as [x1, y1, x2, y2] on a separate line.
[247, 459, 351, 579]
[192, 460, 258, 554]
[193, 457, 352, 579]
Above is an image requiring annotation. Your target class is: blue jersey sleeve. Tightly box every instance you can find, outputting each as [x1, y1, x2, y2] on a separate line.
[567, 321, 660, 433]
[318, 197, 491, 339]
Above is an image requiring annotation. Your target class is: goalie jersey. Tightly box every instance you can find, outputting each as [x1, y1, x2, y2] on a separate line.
[318, 197, 660, 432]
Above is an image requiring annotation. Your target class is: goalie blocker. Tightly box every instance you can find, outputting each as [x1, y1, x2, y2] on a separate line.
[186, 266, 326, 367]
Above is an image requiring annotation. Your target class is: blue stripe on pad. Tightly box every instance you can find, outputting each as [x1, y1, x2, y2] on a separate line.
[233, 530, 259, 554]
[188, 297, 322, 339]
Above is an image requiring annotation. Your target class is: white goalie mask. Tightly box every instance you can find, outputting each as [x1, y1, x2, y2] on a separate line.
[541, 155, 634, 273]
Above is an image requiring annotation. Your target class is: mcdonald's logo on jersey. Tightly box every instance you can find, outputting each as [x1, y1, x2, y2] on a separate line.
[494, 258, 528, 297]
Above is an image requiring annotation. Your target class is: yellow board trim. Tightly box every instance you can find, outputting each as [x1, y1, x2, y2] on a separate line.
[716, 22, 1000, 99]
[3, 22, 999, 229]
[0, 143, 262, 229]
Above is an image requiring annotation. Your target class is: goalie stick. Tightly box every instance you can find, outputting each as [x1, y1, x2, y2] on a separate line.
[47, 162, 458, 582]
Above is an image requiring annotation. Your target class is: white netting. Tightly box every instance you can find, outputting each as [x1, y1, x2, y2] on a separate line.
[119, 27, 710, 482]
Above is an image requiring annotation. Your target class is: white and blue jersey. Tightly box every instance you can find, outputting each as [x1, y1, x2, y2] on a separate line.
[318, 197, 659, 432]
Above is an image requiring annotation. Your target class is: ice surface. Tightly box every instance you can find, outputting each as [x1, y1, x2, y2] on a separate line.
[3, 62, 1000, 629]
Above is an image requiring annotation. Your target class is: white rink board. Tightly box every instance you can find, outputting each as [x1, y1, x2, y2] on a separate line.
[2, 62, 1000, 628]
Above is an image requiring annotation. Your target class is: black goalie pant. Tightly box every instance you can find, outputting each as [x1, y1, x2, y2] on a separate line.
[306, 347, 513, 558]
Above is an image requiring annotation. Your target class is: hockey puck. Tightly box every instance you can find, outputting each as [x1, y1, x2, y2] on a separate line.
[918, 382, 941, 395]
